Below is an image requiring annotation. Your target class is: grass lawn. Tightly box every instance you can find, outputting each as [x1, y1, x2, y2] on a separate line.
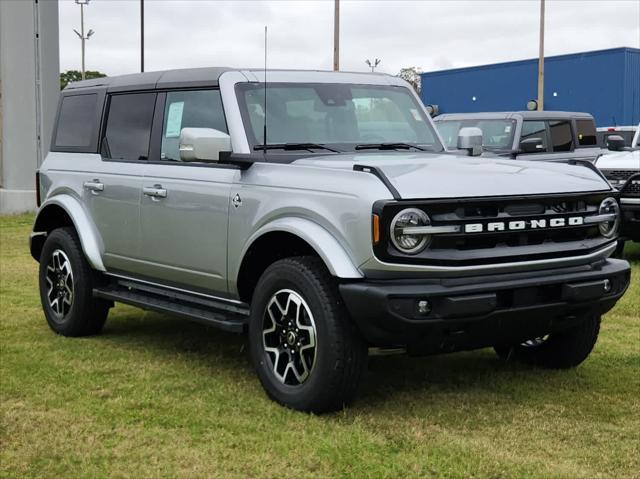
[1, 213, 638, 478]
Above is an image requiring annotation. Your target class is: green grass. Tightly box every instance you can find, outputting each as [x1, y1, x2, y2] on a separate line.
[1, 214, 638, 478]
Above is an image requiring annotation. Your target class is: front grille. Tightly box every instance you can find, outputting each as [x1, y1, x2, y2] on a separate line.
[602, 170, 640, 197]
[621, 173, 640, 197]
[375, 193, 613, 267]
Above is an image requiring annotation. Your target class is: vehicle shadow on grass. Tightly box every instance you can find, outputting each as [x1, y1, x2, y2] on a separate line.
[98, 307, 547, 409]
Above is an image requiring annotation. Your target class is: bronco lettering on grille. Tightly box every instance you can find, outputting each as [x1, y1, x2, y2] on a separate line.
[464, 216, 585, 233]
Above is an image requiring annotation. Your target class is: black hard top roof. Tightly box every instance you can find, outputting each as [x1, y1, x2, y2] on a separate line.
[64, 67, 236, 92]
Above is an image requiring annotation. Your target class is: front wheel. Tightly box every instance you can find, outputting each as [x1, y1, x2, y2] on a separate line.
[248, 257, 367, 413]
[494, 313, 601, 369]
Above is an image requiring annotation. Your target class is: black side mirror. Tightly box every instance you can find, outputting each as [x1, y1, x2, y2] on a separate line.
[519, 137, 544, 153]
[606, 135, 625, 152]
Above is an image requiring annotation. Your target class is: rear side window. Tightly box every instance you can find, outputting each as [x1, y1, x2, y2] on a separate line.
[521, 121, 548, 152]
[160, 90, 227, 161]
[549, 121, 573, 152]
[576, 119, 597, 146]
[102, 93, 156, 161]
[54, 94, 97, 148]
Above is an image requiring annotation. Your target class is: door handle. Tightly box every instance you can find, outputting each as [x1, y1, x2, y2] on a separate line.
[143, 185, 167, 200]
[83, 179, 104, 195]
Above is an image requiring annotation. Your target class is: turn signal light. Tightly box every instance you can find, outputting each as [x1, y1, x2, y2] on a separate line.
[372, 214, 380, 245]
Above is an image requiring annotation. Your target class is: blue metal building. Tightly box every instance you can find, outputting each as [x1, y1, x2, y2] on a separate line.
[420, 47, 640, 127]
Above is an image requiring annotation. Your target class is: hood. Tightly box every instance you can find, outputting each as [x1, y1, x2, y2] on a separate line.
[294, 152, 611, 200]
[596, 150, 640, 171]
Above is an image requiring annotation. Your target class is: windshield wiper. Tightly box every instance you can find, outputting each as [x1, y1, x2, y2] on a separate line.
[253, 143, 341, 153]
[355, 142, 427, 151]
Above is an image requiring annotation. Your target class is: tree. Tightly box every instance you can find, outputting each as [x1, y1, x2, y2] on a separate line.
[397, 67, 423, 94]
[60, 70, 107, 90]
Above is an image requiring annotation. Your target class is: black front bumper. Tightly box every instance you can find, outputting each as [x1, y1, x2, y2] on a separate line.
[339, 258, 631, 355]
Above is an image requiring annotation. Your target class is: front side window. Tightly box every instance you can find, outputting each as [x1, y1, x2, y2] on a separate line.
[521, 121, 548, 152]
[549, 120, 573, 152]
[55, 94, 97, 149]
[102, 93, 156, 161]
[576, 119, 597, 147]
[160, 90, 227, 161]
[435, 119, 516, 151]
[236, 83, 442, 152]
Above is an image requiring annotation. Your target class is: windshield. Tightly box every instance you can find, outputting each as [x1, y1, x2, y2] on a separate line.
[236, 83, 443, 152]
[436, 119, 516, 151]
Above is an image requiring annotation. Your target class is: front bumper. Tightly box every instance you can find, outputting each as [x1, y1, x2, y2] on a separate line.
[339, 258, 631, 354]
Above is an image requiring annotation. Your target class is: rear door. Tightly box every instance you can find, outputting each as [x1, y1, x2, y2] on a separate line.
[85, 91, 156, 274]
[138, 89, 239, 295]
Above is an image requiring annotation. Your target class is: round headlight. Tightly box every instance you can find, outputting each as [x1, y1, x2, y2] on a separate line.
[598, 197, 620, 238]
[390, 208, 431, 254]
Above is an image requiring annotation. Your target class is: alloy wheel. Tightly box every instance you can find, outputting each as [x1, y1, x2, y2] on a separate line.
[45, 249, 74, 319]
[262, 289, 317, 385]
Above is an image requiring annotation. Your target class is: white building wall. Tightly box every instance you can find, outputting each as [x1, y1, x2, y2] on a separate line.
[0, 0, 59, 214]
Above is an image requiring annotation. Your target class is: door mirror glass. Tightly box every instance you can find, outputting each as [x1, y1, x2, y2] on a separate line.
[179, 128, 231, 162]
[606, 135, 625, 152]
[519, 137, 544, 153]
[457, 127, 483, 156]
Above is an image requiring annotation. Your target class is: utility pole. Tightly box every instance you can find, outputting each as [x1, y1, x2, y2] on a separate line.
[74, 0, 94, 80]
[365, 58, 381, 72]
[141, 0, 145, 72]
[537, 0, 545, 111]
[333, 0, 339, 71]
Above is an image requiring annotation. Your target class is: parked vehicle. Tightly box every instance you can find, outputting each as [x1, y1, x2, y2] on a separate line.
[30, 69, 630, 412]
[434, 111, 602, 162]
[596, 125, 640, 250]
[597, 125, 638, 148]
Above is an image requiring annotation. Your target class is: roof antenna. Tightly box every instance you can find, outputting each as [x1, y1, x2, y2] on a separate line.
[263, 25, 268, 154]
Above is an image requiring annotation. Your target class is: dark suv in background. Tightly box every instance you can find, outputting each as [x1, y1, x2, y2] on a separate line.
[435, 111, 602, 162]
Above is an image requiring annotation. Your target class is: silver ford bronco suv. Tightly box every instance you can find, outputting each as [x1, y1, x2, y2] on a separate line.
[31, 68, 631, 412]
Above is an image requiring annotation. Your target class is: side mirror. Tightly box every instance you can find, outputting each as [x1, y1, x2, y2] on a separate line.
[457, 127, 483, 156]
[519, 137, 544, 153]
[179, 127, 231, 162]
[606, 135, 625, 152]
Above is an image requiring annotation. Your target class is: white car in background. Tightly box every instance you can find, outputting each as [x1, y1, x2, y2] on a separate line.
[596, 125, 640, 250]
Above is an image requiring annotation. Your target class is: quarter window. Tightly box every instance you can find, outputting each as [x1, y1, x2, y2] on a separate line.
[576, 119, 597, 146]
[102, 93, 156, 161]
[549, 120, 573, 152]
[521, 121, 548, 152]
[55, 94, 97, 148]
[160, 90, 227, 161]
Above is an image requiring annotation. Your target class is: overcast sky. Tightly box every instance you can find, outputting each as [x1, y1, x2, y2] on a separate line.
[58, 0, 640, 76]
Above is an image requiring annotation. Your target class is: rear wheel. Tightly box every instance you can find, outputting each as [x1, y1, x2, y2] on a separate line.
[39, 227, 110, 336]
[494, 313, 601, 369]
[248, 257, 367, 412]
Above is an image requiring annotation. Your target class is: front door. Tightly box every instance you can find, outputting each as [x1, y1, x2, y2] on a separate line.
[137, 89, 237, 295]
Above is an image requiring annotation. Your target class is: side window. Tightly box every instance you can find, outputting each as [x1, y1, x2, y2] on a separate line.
[520, 121, 548, 152]
[548, 120, 573, 152]
[102, 93, 156, 161]
[160, 90, 227, 161]
[576, 119, 597, 147]
[55, 94, 98, 149]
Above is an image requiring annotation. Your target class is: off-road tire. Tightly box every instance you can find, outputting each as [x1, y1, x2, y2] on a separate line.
[248, 256, 367, 413]
[494, 314, 601, 369]
[39, 227, 110, 336]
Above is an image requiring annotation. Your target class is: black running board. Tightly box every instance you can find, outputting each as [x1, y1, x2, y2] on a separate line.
[94, 284, 249, 333]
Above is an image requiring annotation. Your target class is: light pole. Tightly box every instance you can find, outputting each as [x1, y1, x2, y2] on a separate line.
[73, 0, 94, 80]
[141, 0, 145, 72]
[365, 58, 381, 72]
[333, 0, 339, 71]
[537, 0, 545, 111]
